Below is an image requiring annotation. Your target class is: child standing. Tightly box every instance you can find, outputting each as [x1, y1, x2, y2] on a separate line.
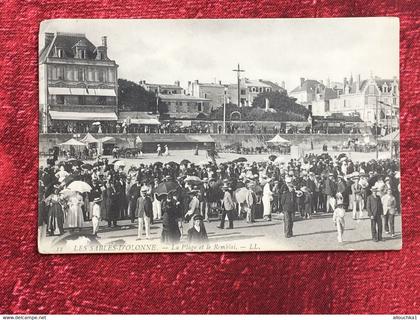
[301, 186, 313, 219]
[92, 197, 102, 237]
[333, 200, 346, 242]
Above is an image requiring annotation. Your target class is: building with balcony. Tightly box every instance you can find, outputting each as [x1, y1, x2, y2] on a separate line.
[158, 94, 211, 119]
[139, 80, 183, 95]
[187, 80, 226, 111]
[227, 78, 286, 107]
[327, 75, 399, 125]
[39, 32, 119, 133]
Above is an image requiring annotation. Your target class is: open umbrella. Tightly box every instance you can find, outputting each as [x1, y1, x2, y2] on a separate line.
[155, 181, 179, 196]
[268, 155, 277, 162]
[233, 157, 247, 163]
[67, 181, 92, 193]
[114, 160, 126, 167]
[167, 161, 179, 168]
[81, 163, 93, 170]
[184, 176, 202, 185]
[67, 159, 84, 167]
[180, 159, 191, 166]
[92, 122, 101, 126]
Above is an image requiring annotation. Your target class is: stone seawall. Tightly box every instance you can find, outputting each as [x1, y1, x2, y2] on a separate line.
[39, 133, 370, 153]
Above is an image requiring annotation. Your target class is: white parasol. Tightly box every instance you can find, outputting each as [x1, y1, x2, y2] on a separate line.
[67, 181, 92, 193]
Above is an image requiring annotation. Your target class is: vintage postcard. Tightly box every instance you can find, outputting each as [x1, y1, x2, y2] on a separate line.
[38, 18, 401, 253]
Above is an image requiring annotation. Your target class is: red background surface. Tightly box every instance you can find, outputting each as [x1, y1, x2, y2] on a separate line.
[0, 0, 418, 314]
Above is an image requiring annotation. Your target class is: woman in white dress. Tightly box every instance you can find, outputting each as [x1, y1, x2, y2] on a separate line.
[262, 179, 273, 221]
[66, 191, 84, 231]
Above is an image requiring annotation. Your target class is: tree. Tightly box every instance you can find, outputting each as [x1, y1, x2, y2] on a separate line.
[252, 91, 310, 117]
[118, 79, 157, 112]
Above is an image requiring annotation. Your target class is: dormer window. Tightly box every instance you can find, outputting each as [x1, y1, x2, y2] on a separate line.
[57, 48, 64, 58]
[77, 49, 86, 59]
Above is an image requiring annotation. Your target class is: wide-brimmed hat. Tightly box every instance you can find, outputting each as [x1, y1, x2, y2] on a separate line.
[193, 215, 204, 221]
[336, 200, 344, 207]
[93, 197, 102, 202]
[296, 190, 303, 198]
[140, 186, 148, 192]
[285, 176, 292, 184]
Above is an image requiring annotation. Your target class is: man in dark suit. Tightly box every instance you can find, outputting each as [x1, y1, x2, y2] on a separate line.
[366, 185, 384, 242]
[281, 179, 296, 238]
[128, 180, 142, 223]
[136, 186, 153, 240]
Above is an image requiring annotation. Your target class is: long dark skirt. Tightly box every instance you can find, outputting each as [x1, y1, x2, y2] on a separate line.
[161, 223, 181, 243]
[48, 202, 64, 235]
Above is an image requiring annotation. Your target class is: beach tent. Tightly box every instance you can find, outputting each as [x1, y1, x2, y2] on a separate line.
[59, 138, 86, 146]
[80, 133, 99, 144]
[266, 134, 291, 146]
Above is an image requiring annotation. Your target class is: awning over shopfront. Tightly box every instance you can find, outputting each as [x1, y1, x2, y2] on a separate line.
[47, 87, 116, 96]
[69, 88, 97, 96]
[95, 88, 116, 97]
[48, 87, 71, 95]
[49, 111, 118, 121]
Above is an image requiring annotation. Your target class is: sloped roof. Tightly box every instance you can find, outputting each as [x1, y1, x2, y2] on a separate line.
[323, 87, 338, 100]
[290, 79, 324, 93]
[259, 80, 285, 91]
[40, 32, 100, 63]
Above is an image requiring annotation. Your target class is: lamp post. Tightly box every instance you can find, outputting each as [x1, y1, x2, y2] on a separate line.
[223, 86, 227, 134]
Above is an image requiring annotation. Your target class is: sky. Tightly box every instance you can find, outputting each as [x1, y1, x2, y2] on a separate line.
[40, 18, 399, 91]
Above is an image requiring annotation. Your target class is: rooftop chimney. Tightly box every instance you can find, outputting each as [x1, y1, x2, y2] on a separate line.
[219, 80, 222, 85]
[174, 80, 180, 87]
[195, 80, 199, 84]
[300, 77, 305, 87]
[356, 74, 361, 92]
[101, 36, 107, 47]
[45, 32, 54, 48]
[281, 81, 285, 89]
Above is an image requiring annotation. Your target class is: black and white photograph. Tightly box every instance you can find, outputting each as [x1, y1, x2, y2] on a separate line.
[38, 18, 401, 253]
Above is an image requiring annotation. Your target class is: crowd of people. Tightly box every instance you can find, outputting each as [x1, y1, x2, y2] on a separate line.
[39, 152, 401, 245]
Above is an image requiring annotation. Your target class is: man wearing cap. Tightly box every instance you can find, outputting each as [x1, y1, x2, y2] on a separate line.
[366, 185, 384, 242]
[219, 183, 235, 229]
[281, 178, 296, 238]
[351, 173, 364, 220]
[136, 186, 153, 240]
[128, 180, 142, 223]
[324, 173, 337, 213]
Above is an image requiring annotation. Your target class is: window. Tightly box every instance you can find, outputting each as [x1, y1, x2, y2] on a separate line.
[57, 49, 64, 58]
[78, 96, 85, 105]
[78, 69, 84, 81]
[56, 95, 64, 104]
[97, 96, 106, 105]
[198, 103, 202, 112]
[57, 67, 64, 80]
[343, 100, 346, 108]
[78, 49, 86, 59]
[393, 97, 397, 105]
[240, 89, 246, 95]
[98, 70, 104, 82]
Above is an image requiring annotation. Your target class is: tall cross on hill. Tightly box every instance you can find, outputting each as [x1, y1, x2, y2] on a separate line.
[233, 64, 245, 107]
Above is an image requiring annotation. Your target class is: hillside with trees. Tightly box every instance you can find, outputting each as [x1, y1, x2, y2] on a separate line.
[209, 91, 309, 121]
[118, 79, 168, 114]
